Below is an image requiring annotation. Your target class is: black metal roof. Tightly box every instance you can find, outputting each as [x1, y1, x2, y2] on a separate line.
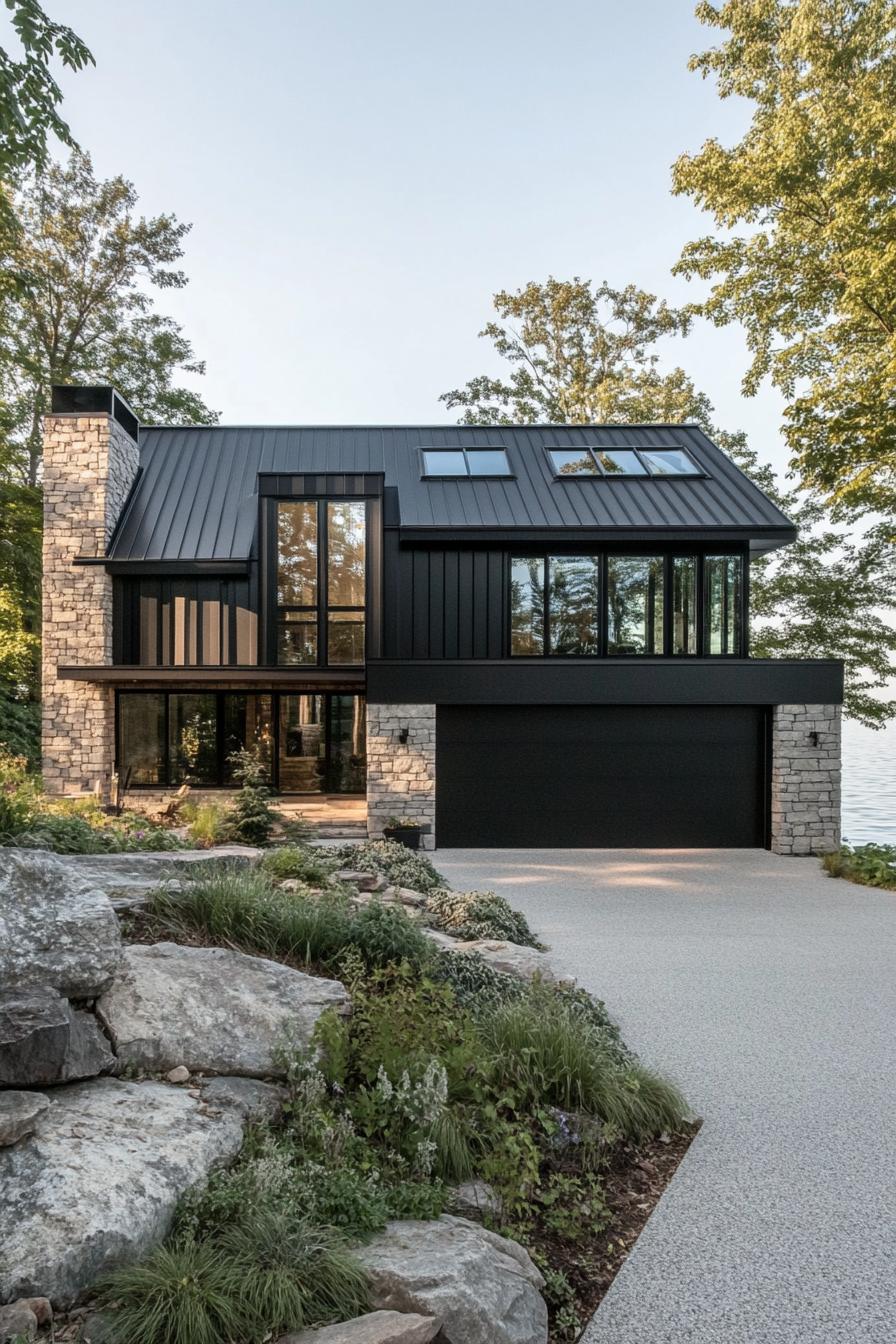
[107, 422, 795, 562]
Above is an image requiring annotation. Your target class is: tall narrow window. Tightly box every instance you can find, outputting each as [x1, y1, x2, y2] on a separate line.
[277, 501, 318, 664]
[118, 694, 166, 784]
[705, 554, 743, 655]
[672, 557, 697, 655]
[510, 558, 545, 654]
[327, 501, 366, 664]
[168, 694, 218, 784]
[548, 556, 600, 654]
[276, 499, 366, 666]
[607, 556, 664, 654]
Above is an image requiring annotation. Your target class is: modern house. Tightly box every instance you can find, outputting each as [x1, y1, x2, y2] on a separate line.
[42, 385, 843, 853]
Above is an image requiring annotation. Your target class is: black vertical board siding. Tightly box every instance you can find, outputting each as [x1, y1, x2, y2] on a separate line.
[117, 577, 255, 667]
[428, 552, 444, 659]
[443, 551, 459, 659]
[380, 547, 509, 661]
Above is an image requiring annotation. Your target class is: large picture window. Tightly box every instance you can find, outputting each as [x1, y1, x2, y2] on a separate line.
[510, 556, 599, 655]
[276, 500, 366, 666]
[117, 692, 365, 792]
[510, 552, 745, 657]
[606, 556, 664, 655]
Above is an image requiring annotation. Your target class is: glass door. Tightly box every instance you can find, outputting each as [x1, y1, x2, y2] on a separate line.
[278, 695, 325, 792]
[276, 693, 366, 794]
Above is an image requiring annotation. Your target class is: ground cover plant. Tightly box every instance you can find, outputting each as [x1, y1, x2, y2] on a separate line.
[0, 751, 182, 853]
[822, 842, 896, 891]
[114, 846, 693, 1343]
[423, 886, 542, 947]
[330, 837, 446, 893]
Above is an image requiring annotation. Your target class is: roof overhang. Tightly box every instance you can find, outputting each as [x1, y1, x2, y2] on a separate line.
[57, 665, 364, 690]
[73, 558, 251, 576]
[396, 525, 797, 553]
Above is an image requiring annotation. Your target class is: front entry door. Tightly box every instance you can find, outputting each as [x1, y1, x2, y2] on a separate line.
[277, 694, 366, 793]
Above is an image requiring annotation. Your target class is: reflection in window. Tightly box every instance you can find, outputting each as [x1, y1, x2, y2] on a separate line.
[328, 612, 365, 664]
[327, 502, 366, 606]
[118, 693, 165, 784]
[222, 695, 273, 783]
[277, 501, 317, 605]
[594, 449, 647, 476]
[672, 557, 697, 655]
[607, 556, 664, 654]
[705, 554, 742, 655]
[547, 449, 599, 476]
[638, 448, 700, 476]
[510, 558, 545, 654]
[168, 694, 218, 784]
[422, 448, 512, 477]
[278, 616, 317, 666]
[549, 556, 600, 654]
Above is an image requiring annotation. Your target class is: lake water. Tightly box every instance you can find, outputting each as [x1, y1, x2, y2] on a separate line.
[842, 719, 896, 844]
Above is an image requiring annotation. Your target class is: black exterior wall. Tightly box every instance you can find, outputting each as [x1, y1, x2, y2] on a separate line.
[367, 657, 844, 707]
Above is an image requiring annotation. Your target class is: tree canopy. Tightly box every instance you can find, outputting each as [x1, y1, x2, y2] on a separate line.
[672, 0, 896, 523]
[442, 276, 896, 725]
[0, 151, 218, 486]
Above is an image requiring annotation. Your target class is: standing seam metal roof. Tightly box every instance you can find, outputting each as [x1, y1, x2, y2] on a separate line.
[108, 423, 795, 562]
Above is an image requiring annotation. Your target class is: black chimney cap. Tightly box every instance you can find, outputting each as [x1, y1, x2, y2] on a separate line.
[51, 385, 139, 442]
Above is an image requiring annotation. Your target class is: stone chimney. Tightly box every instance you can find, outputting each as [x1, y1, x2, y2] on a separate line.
[42, 387, 140, 796]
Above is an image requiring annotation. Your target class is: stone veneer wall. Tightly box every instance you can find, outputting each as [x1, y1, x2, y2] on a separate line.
[770, 703, 841, 855]
[366, 703, 436, 850]
[42, 414, 139, 796]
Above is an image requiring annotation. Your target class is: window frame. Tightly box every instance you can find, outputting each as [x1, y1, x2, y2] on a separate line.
[273, 497, 368, 669]
[544, 444, 706, 479]
[420, 446, 515, 479]
[507, 548, 748, 658]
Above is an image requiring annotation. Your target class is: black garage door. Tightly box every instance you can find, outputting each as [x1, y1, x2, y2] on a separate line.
[437, 705, 768, 848]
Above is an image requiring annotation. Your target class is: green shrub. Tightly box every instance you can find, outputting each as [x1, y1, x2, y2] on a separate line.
[216, 1206, 368, 1333]
[181, 801, 233, 849]
[0, 694, 40, 768]
[331, 839, 445, 893]
[823, 842, 896, 890]
[476, 987, 687, 1140]
[149, 866, 433, 973]
[228, 783, 277, 847]
[423, 888, 542, 948]
[0, 750, 39, 836]
[97, 1240, 258, 1344]
[261, 844, 339, 886]
[11, 807, 182, 854]
[430, 948, 529, 1007]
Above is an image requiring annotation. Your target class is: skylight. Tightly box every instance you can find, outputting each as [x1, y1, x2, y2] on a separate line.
[546, 445, 702, 478]
[422, 448, 513, 478]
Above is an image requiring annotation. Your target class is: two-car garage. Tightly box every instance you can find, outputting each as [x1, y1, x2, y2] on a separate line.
[436, 705, 769, 848]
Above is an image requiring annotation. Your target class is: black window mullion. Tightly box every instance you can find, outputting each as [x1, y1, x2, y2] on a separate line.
[742, 549, 750, 657]
[319, 499, 327, 667]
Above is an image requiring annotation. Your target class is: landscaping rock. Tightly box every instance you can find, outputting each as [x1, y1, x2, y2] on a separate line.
[97, 943, 349, 1077]
[166, 1065, 190, 1084]
[0, 1076, 253, 1305]
[0, 1092, 50, 1146]
[64, 847, 263, 911]
[452, 1179, 502, 1219]
[393, 887, 427, 908]
[0, 850, 122, 997]
[278, 1311, 440, 1343]
[0, 1300, 38, 1341]
[420, 928, 563, 983]
[354, 1215, 548, 1344]
[199, 1075, 288, 1123]
[0, 989, 114, 1088]
[334, 869, 386, 893]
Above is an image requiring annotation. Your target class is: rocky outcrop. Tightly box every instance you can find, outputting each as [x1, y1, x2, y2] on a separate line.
[0, 989, 114, 1088]
[279, 1312, 440, 1343]
[97, 943, 350, 1077]
[0, 1077, 256, 1305]
[0, 1092, 50, 1147]
[354, 1216, 548, 1344]
[0, 850, 122, 997]
[420, 928, 563, 983]
[65, 847, 263, 911]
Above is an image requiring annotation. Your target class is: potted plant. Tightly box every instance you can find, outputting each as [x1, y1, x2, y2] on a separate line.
[382, 816, 423, 851]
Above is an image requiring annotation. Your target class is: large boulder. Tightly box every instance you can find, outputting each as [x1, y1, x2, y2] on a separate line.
[0, 1092, 50, 1147]
[0, 989, 114, 1088]
[0, 1076, 253, 1305]
[0, 850, 122, 997]
[65, 848, 263, 911]
[97, 943, 350, 1077]
[420, 928, 562, 983]
[279, 1312, 440, 1343]
[354, 1216, 548, 1344]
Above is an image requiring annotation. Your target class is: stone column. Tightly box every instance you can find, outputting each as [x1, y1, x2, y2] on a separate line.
[366, 703, 436, 849]
[42, 413, 139, 796]
[770, 703, 841, 855]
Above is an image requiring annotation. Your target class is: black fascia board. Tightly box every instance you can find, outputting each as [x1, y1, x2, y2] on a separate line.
[396, 524, 798, 550]
[73, 557, 250, 576]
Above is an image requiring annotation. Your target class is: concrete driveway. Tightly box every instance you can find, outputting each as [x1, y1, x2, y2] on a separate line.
[435, 848, 896, 1344]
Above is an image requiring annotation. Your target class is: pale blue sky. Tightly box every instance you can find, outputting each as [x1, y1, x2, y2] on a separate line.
[46, 1, 788, 468]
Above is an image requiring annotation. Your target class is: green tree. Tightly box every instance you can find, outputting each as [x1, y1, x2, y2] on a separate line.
[442, 276, 896, 725]
[1, 0, 93, 176]
[672, 0, 896, 523]
[1, 150, 218, 486]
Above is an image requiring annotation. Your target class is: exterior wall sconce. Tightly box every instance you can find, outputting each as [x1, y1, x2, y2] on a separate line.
[808, 731, 820, 747]
[398, 727, 409, 744]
